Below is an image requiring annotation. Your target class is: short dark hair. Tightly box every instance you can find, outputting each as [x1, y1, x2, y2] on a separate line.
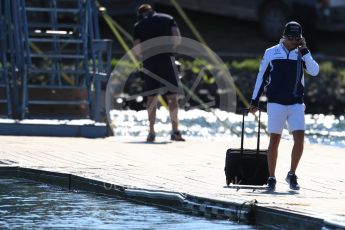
[137, 4, 153, 16]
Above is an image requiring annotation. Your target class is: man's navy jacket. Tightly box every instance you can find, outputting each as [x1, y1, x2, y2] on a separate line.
[251, 42, 319, 106]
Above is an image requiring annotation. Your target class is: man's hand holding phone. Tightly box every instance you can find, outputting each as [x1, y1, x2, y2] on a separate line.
[299, 37, 307, 48]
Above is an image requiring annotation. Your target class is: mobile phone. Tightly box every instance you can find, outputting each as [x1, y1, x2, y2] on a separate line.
[299, 37, 305, 46]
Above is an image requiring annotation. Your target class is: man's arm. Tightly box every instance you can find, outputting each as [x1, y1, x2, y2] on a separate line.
[300, 50, 319, 76]
[303, 53, 319, 76]
[249, 50, 270, 113]
[299, 37, 319, 76]
[171, 26, 181, 48]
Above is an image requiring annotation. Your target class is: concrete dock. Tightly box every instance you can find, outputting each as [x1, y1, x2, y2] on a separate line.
[0, 135, 344, 228]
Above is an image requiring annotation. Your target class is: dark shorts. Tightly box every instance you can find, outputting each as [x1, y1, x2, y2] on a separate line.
[141, 56, 180, 96]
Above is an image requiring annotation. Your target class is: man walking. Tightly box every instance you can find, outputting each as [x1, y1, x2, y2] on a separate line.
[249, 21, 319, 191]
[133, 4, 185, 142]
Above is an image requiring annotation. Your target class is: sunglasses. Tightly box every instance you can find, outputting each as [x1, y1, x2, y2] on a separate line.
[286, 36, 301, 41]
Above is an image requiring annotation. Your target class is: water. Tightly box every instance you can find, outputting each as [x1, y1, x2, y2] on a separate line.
[109, 109, 345, 148]
[0, 178, 254, 229]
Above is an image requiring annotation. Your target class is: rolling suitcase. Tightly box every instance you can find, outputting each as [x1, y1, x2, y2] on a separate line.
[224, 109, 269, 186]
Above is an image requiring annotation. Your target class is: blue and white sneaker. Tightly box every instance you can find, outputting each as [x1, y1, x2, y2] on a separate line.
[286, 172, 300, 190]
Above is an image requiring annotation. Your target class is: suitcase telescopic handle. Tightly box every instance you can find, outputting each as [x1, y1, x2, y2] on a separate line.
[240, 109, 262, 157]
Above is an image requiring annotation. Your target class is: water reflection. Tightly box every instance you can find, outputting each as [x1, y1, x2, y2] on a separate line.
[0, 178, 255, 229]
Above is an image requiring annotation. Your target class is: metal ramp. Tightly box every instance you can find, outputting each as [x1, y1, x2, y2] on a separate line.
[12, 0, 112, 121]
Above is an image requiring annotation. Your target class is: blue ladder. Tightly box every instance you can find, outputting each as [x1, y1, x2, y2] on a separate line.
[14, 0, 111, 120]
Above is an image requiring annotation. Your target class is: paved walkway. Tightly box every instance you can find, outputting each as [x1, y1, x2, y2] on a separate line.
[0, 136, 344, 224]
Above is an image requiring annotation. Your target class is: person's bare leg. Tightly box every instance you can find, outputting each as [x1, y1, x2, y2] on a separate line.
[147, 96, 158, 134]
[268, 133, 281, 177]
[290, 130, 304, 174]
[166, 94, 178, 132]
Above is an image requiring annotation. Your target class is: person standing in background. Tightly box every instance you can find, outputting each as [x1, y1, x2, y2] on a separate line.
[133, 4, 185, 142]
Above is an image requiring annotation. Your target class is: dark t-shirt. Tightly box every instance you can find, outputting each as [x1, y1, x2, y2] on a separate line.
[133, 12, 180, 95]
[133, 12, 178, 64]
[133, 12, 177, 42]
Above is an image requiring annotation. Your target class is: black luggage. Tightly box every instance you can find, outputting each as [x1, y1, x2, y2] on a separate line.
[224, 109, 269, 186]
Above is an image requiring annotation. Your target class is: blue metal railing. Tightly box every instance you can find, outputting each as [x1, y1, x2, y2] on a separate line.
[0, 0, 12, 118]
[91, 39, 112, 121]
[1, 0, 112, 121]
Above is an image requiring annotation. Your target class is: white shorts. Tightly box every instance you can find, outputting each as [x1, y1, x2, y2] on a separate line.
[267, 103, 306, 134]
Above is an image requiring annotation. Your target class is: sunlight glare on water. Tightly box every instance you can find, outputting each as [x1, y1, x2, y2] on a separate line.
[110, 109, 345, 147]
